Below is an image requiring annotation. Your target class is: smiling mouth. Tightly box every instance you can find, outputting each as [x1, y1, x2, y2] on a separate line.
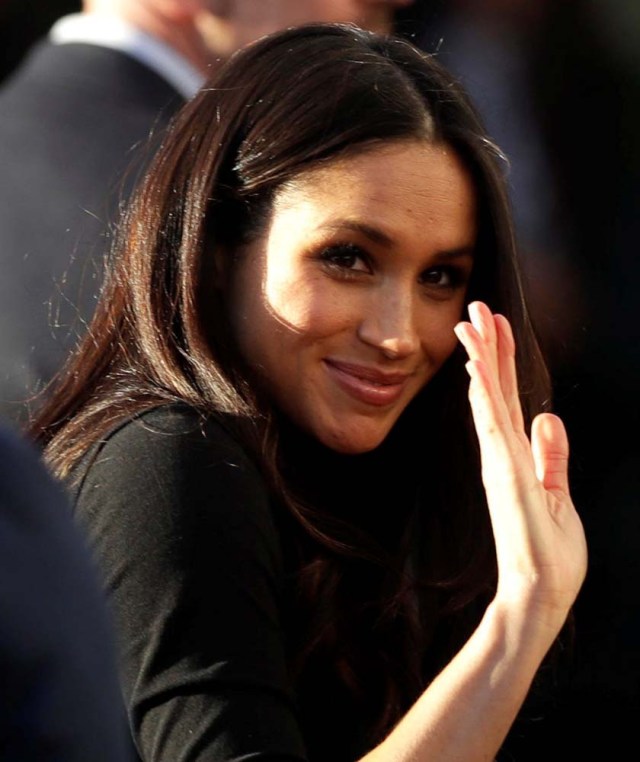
[323, 360, 411, 407]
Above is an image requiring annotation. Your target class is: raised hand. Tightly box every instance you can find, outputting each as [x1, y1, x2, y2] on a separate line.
[454, 301, 587, 636]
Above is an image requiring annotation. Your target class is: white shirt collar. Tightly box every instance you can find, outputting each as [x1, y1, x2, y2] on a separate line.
[50, 13, 205, 99]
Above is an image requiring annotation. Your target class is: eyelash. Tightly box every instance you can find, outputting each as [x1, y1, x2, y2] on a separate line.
[319, 243, 370, 276]
[317, 243, 468, 291]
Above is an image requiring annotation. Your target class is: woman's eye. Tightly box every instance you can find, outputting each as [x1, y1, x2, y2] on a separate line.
[419, 267, 462, 289]
[319, 244, 370, 273]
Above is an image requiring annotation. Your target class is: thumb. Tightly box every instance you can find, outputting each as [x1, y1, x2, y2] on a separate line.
[531, 413, 570, 495]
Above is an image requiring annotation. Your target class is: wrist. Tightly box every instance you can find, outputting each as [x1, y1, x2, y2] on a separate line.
[482, 594, 565, 664]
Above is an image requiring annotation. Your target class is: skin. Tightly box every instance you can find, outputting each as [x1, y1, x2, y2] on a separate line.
[230, 138, 587, 760]
[196, 0, 416, 55]
[82, 7, 587, 757]
[84, 0, 415, 72]
[229, 139, 477, 454]
[360, 302, 587, 761]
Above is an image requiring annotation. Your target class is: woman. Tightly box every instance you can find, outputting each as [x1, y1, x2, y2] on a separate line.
[31, 23, 586, 762]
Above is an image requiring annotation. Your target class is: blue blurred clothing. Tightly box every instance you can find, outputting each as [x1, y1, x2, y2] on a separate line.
[0, 424, 131, 761]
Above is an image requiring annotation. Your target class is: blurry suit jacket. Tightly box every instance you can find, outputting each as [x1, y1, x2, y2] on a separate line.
[0, 423, 131, 761]
[0, 40, 184, 423]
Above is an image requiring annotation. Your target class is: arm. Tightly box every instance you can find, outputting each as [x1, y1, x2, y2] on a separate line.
[74, 406, 307, 762]
[360, 301, 587, 762]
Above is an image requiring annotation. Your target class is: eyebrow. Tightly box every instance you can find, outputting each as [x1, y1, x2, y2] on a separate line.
[317, 220, 475, 260]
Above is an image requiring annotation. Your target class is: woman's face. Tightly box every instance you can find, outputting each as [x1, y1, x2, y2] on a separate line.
[229, 140, 478, 453]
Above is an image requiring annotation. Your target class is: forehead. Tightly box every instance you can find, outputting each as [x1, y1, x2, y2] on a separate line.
[272, 140, 478, 249]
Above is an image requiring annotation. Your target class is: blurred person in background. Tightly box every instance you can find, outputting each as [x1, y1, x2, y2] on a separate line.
[0, 1, 73, 84]
[0, 0, 415, 426]
[0, 423, 131, 761]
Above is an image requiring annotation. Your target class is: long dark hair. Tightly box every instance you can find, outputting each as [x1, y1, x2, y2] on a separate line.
[31, 24, 550, 747]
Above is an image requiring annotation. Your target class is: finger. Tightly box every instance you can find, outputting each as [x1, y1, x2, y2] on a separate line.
[531, 413, 570, 496]
[454, 320, 494, 369]
[464, 357, 513, 467]
[454, 322, 513, 439]
[456, 306, 526, 436]
[495, 314, 525, 433]
[458, 304, 505, 420]
[453, 320, 481, 361]
[468, 301, 499, 377]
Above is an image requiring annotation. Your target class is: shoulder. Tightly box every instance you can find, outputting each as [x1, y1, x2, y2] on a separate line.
[75, 403, 264, 505]
[82, 402, 255, 465]
[67, 409, 306, 761]
[72, 404, 283, 587]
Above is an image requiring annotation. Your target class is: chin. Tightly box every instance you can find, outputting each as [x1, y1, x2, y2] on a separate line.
[318, 425, 391, 455]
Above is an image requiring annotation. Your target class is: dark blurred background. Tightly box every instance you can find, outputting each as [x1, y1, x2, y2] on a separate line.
[0, 0, 77, 81]
[2, 0, 639, 758]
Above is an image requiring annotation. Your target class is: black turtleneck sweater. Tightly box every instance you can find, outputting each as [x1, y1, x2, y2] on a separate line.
[66, 401, 554, 762]
[68, 403, 423, 762]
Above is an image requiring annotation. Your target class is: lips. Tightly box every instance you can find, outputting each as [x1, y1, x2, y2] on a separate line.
[323, 359, 413, 407]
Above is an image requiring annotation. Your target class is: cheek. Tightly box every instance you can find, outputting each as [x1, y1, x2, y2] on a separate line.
[263, 271, 354, 339]
[417, 302, 466, 365]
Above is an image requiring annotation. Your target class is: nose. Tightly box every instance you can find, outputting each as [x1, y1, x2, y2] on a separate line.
[357, 285, 420, 360]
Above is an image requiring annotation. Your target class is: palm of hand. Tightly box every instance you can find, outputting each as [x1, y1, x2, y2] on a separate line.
[454, 302, 587, 635]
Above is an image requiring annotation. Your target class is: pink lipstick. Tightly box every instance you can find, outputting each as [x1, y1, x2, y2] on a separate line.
[323, 360, 411, 407]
